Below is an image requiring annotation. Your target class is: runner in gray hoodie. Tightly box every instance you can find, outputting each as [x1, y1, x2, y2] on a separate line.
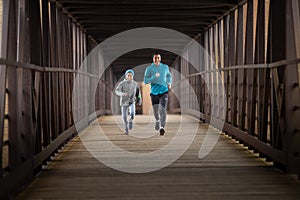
[115, 69, 142, 134]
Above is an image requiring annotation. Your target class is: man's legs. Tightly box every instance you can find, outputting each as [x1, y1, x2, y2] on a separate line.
[159, 93, 168, 128]
[157, 93, 168, 135]
[121, 106, 129, 134]
[128, 103, 135, 129]
[151, 95, 160, 130]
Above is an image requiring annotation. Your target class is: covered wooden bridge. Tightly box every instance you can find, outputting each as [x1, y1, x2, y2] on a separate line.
[0, 0, 300, 199]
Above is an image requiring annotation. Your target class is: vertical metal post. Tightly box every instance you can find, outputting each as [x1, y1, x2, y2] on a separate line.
[286, 0, 300, 176]
[236, 5, 246, 130]
[229, 11, 237, 127]
[268, 0, 287, 170]
[245, 0, 256, 136]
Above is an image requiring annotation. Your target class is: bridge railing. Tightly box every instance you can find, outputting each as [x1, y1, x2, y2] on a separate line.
[168, 0, 300, 179]
[0, 0, 116, 198]
[170, 59, 300, 176]
[0, 58, 114, 198]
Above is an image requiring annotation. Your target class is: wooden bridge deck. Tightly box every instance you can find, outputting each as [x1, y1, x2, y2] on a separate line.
[16, 115, 300, 200]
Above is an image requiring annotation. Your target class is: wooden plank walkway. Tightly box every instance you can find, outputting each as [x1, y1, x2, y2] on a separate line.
[17, 115, 300, 200]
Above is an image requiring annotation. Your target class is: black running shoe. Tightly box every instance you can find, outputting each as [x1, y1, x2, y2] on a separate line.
[159, 127, 165, 136]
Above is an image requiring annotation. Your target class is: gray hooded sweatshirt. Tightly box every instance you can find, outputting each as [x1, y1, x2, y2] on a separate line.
[115, 79, 141, 106]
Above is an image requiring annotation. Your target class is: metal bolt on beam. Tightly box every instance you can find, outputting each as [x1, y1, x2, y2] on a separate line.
[292, 82, 299, 88]
[293, 106, 300, 111]
[279, 84, 284, 90]
[293, 129, 300, 134]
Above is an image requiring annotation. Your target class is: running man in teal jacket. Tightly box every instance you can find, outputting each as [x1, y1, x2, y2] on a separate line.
[144, 52, 172, 135]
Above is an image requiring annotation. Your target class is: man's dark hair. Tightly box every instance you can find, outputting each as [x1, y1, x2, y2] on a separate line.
[152, 52, 161, 58]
